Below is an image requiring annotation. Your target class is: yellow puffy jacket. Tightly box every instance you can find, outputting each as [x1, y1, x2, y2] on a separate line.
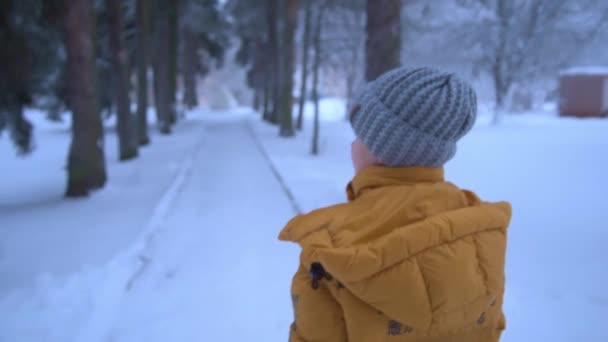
[279, 166, 511, 342]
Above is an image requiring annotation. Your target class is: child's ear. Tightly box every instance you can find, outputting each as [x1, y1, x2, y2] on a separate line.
[349, 104, 361, 121]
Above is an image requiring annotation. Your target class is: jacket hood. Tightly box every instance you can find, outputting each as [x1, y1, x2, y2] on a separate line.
[280, 166, 512, 329]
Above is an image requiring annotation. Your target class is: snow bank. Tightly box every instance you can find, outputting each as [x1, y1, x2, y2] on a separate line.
[301, 97, 349, 122]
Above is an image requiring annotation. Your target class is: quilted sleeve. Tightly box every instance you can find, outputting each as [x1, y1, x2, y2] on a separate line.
[289, 264, 346, 342]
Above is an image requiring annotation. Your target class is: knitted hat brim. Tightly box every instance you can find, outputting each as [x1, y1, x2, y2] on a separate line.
[350, 87, 457, 168]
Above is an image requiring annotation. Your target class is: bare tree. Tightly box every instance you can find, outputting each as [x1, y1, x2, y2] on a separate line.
[107, 0, 138, 161]
[64, 0, 107, 197]
[446, 0, 608, 123]
[365, 0, 401, 81]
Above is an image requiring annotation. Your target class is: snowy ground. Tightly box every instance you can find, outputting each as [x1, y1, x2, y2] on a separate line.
[0, 111, 206, 296]
[0, 109, 299, 341]
[1, 99, 607, 341]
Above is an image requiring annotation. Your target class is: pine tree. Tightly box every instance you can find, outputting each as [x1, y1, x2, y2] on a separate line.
[179, 0, 230, 111]
[230, 0, 274, 119]
[136, 0, 151, 145]
[168, 0, 179, 124]
[153, 0, 172, 134]
[182, 26, 199, 109]
[278, 0, 298, 137]
[106, 0, 138, 161]
[64, 0, 107, 196]
[0, 0, 63, 155]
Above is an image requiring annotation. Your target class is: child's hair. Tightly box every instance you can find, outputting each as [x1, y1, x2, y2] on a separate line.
[350, 67, 477, 167]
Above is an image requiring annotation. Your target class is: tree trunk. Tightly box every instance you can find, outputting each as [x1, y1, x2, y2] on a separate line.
[262, 68, 271, 119]
[168, 0, 179, 124]
[311, 4, 324, 155]
[5, 103, 34, 155]
[153, 0, 172, 134]
[492, 0, 509, 125]
[107, 0, 138, 161]
[47, 107, 62, 122]
[345, 42, 361, 119]
[136, 0, 150, 146]
[182, 26, 198, 110]
[492, 59, 509, 125]
[251, 38, 266, 113]
[345, 73, 355, 119]
[64, 0, 107, 197]
[296, 0, 312, 131]
[365, 0, 401, 81]
[253, 87, 261, 111]
[278, 0, 298, 137]
[267, 0, 280, 124]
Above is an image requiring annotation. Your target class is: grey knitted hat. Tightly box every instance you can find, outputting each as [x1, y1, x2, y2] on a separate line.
[350, 67, 477, 167]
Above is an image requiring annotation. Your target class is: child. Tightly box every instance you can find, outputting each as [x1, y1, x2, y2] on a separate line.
[279, 67, 512, 342]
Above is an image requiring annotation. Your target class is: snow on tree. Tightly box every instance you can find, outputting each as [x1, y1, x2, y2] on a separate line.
[404, 0, 608, 121]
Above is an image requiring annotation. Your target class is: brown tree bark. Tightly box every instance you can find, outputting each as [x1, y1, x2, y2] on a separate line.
[278, 0, 298, 137]
[136, 0, 150, 145]
[296, 0, 313, 131]
[107, 0, 138, 161]
[365, 0, 401, 81]
[64, 0, 107, 197]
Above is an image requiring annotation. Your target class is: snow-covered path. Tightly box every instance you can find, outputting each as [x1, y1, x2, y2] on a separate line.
[0, 112, 300, 342]
[105, 113, 299, 341]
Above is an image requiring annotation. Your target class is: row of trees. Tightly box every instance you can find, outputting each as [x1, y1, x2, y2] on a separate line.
[0, 0, 228, 196]
[232, 0, 608, 136]
[229, 0, 402, 154]
[3, 0, 607, 197]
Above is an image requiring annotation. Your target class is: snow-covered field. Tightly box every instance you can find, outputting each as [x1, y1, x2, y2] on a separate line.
[1, 99, 607, 341]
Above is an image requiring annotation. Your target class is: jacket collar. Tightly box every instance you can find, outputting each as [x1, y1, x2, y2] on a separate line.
[346, 166, 444, 201]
